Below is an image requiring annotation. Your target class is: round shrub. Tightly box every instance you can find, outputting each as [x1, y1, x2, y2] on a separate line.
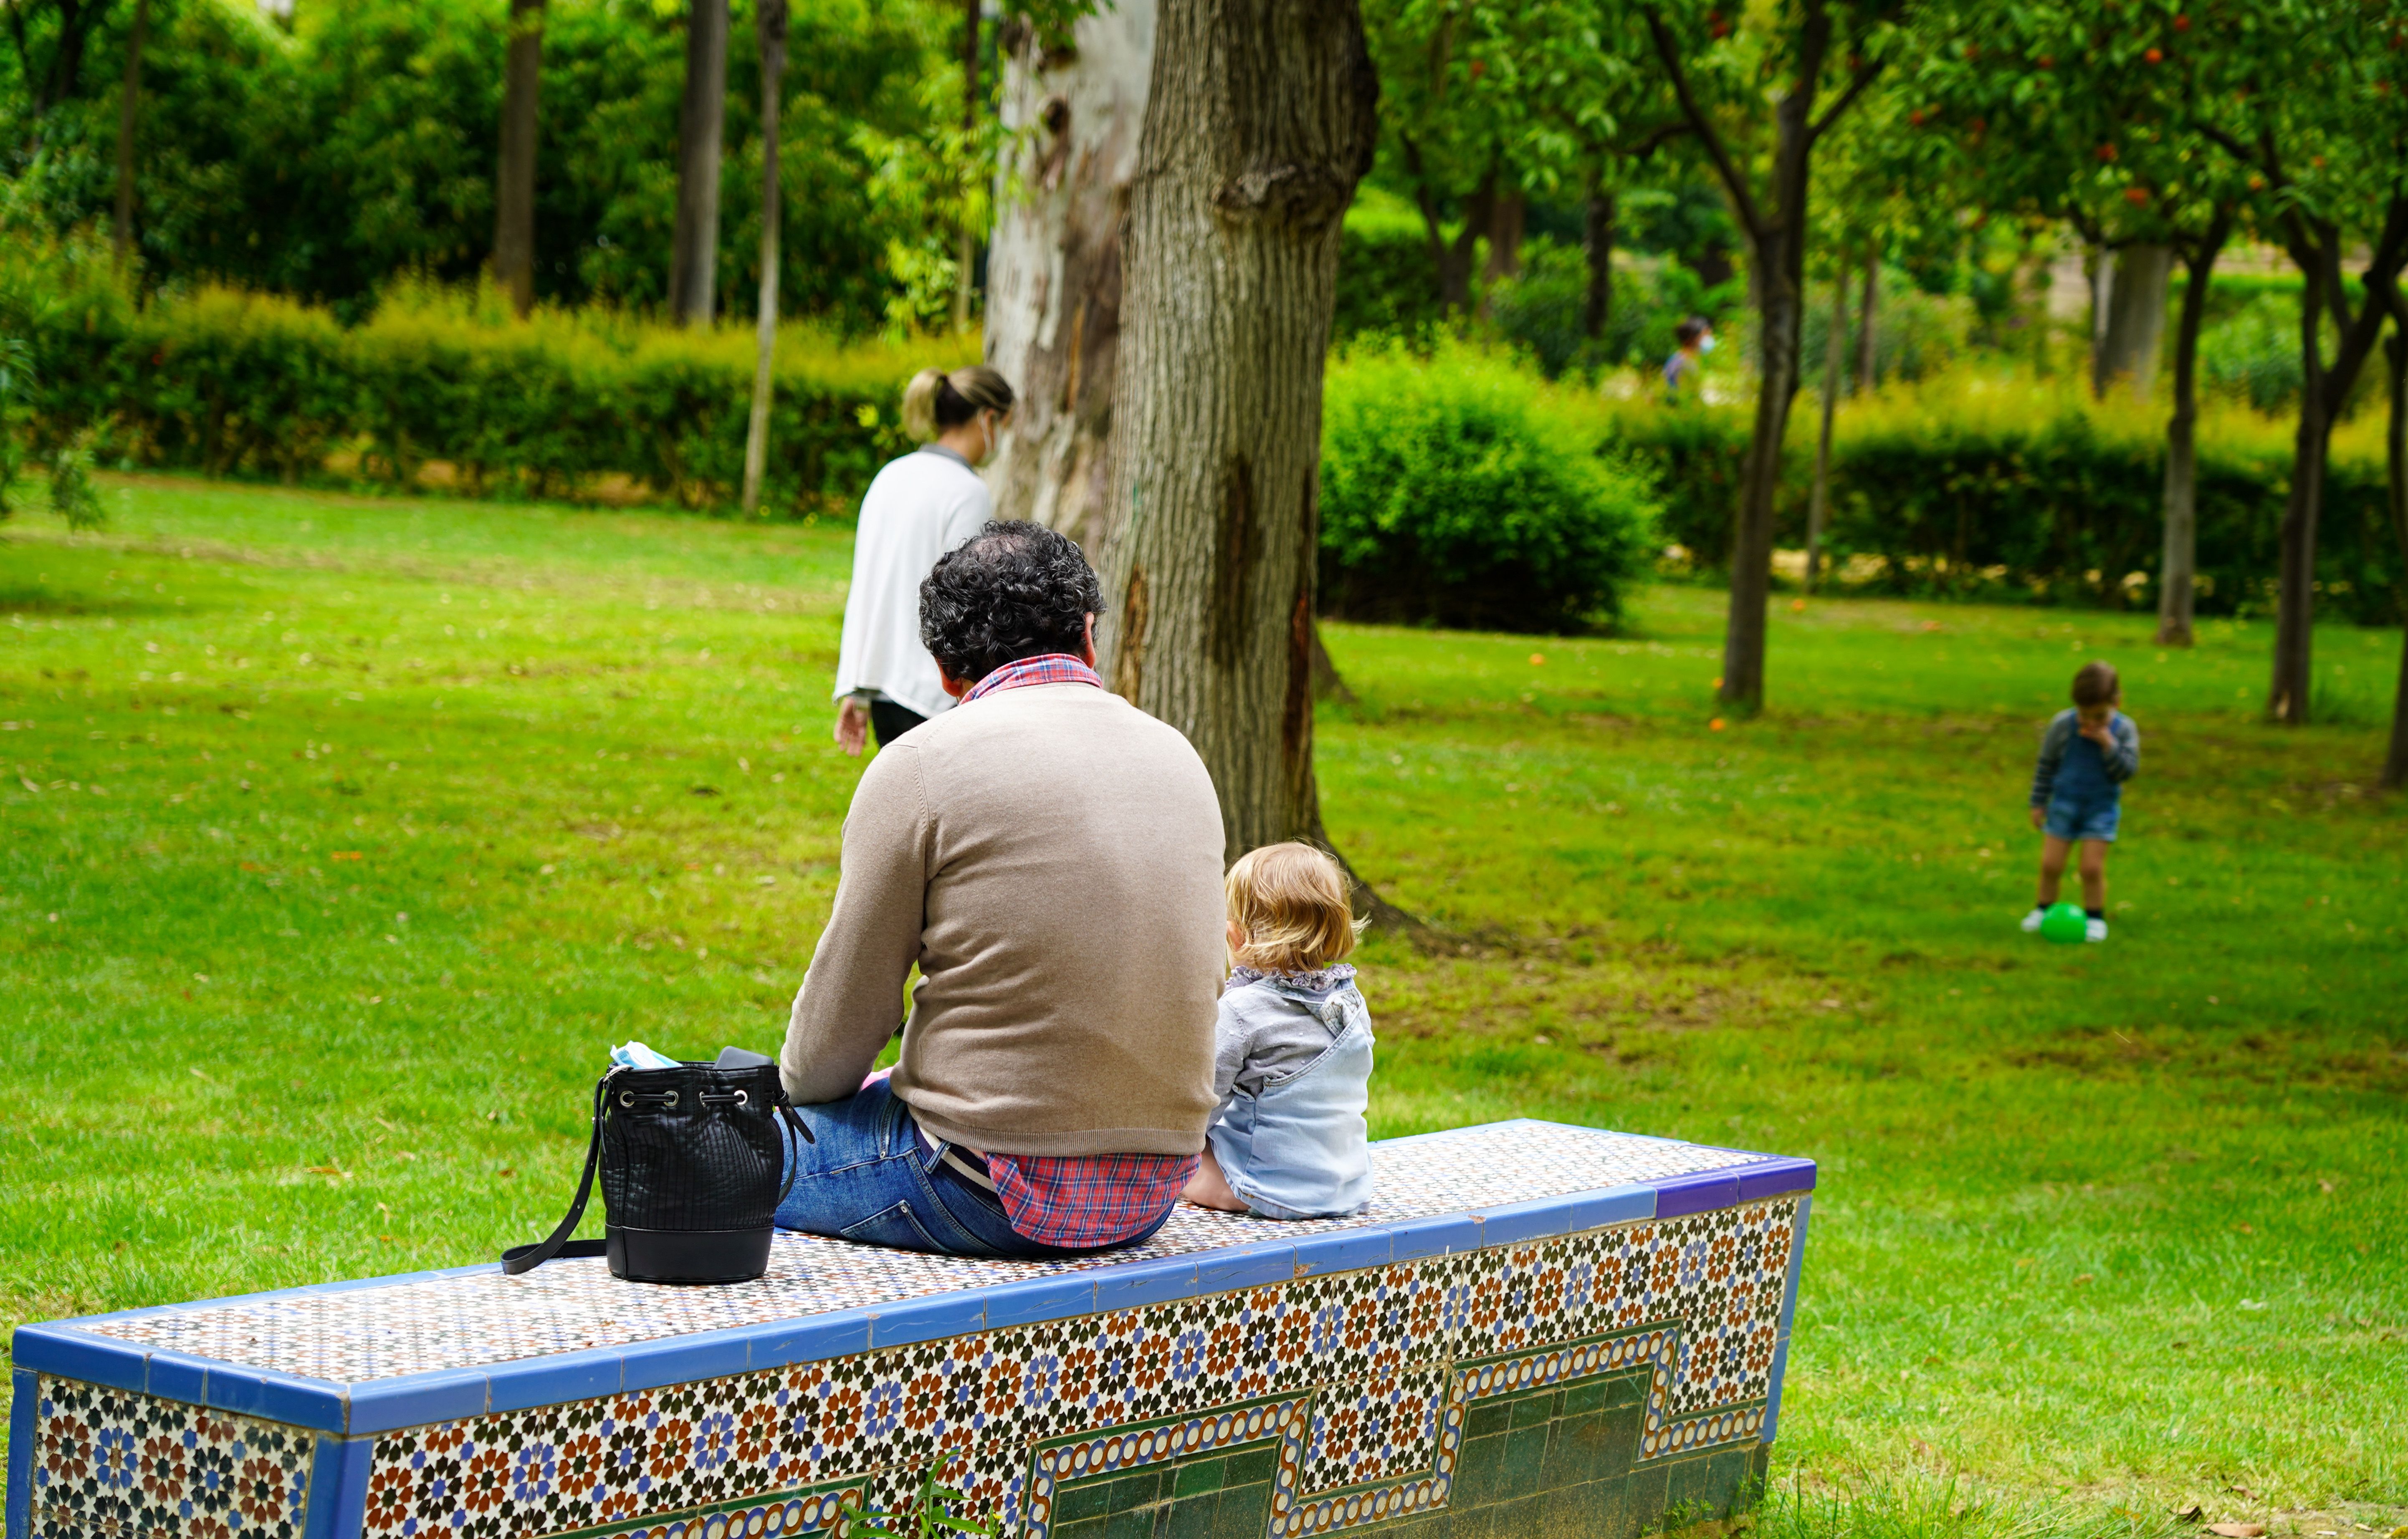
[1318, 346, 1659, 634]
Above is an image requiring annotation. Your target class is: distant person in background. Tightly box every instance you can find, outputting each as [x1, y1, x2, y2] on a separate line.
[832, 366, 1017, 755]
[1662, 316, 1714, 401]
[2021, 661, 2140, 944]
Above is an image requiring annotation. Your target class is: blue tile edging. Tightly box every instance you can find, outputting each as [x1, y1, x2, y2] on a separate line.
[9, 1126, 1816, 1445]
[7, 1367, 37, 1539]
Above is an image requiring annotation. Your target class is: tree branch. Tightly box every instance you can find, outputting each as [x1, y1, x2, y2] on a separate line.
[1639, 5, 1766, 241]
[1616, 119, 1691, 159]
[1808, 60, 1882, 143]
[2324, 193, 2408, 415]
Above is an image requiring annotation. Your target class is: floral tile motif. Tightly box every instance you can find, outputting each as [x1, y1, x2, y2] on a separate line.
[1299, 1367, 1444, 1494]
[353, 1197, 1798, 1539]
[79, 1123, 1782, 1385]
[27, 1377, 312, 1539]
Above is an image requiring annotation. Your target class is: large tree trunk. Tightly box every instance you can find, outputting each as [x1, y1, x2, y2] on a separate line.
[492, 0, 544, 317]
[953, 0, 980, 332]
[1806, 263, 1847, 590]
[2096, 243, 2170, 397]
[741, 0, 785, 516]
[983, 0, 1156, 551]
[1582, 181, 1614, 341]
[2383, 326, 2408, 790]
[109, 0, 147, 267]
[668, 0, 729, 326]
[1095, 0, 1376, 862]
[2156, 219, 2229, 647]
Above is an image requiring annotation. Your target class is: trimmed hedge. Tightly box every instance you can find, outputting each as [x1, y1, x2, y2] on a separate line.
[0, 240, 973, 512]
[1596, 380, 2404, 624]
[1320, 345, 1658, 633]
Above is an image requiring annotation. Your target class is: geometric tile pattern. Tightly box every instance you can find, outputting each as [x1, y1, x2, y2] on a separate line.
[82, 1124, 1772, 1384]
[26, 1377, 313, 1538]
[349, 1198, 1796, 1539]
[1025, 1397, 1310, 1539]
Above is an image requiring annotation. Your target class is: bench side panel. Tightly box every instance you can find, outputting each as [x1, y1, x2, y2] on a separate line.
[344, 1195, 1802, 1539]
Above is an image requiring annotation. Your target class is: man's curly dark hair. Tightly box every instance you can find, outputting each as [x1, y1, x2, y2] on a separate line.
[919, 521, 1105, 684]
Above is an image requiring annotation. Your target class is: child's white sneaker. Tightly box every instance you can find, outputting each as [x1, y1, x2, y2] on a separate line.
[2020, 908, 2045, 933]
[2084, 917, 2108, 943]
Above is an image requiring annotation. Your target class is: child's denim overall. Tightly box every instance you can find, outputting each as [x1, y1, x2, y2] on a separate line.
[1207, 981, 1375, 1221]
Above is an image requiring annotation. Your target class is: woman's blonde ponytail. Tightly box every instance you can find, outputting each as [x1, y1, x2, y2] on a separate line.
[901, 368, 947, 442]
[900, 365, 1015, 443]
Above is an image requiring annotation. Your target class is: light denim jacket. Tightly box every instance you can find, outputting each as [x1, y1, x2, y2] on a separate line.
[1205, 974, 1375, 1221]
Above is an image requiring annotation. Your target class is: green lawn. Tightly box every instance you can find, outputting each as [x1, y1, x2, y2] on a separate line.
[3, 476, 2403, 1537]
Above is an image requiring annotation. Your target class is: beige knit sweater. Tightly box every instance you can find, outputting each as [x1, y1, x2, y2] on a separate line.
[779, 682, 1227, 1156]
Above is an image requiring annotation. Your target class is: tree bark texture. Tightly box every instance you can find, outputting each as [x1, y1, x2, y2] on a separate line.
[1582, 184, 1614, 341]
[109, 0, 147, 268]
[492, 0, 544, 317]
[2155, 218, 2229, 647]
[668, 0, 729, 326]
[1096, 0, 1376, 862]
[954, 0, 980, 332]
[2095, 243, 2169, 397]
[983, 0, 1156, 551]
[741, 0, 785, 516]
[1806, 265, 1847, 589]
[2383, 326, 2408, 790]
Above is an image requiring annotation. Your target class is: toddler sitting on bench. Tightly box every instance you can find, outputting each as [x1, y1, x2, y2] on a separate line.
[1182, 843, 1376, 1219]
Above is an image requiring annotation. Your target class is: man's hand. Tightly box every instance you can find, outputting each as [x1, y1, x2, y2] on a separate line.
[835, 698, 870, 758]
[2029, 805, 2045, 831]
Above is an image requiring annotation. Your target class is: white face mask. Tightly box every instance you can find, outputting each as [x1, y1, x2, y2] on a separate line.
[1700, 333, 1717, 354]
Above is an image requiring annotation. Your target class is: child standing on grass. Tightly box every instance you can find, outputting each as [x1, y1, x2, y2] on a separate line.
[2023, 660, 2140, 943]
[1182, 843, 1375, 1220]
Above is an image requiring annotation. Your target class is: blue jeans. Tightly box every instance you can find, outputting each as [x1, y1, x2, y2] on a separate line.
[773, 1077, 1174, 1259]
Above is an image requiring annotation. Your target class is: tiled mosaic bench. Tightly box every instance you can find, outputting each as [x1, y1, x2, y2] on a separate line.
[9, 1120, 1813, 1539]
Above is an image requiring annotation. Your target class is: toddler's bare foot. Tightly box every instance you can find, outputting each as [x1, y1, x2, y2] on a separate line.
[1182, 1148, 1249, 1213]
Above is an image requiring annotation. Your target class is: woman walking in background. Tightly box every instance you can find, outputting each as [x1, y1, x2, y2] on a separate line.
[832, 366, 1017, 755]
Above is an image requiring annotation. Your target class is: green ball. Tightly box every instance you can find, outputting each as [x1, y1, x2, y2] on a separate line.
[2039, 902, 2088, 944]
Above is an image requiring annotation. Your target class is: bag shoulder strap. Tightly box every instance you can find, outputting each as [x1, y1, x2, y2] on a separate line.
[501, 1073, 615, 1276]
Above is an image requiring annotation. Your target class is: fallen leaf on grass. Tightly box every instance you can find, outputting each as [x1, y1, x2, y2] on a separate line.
[2206, 1525, 2264, 1537]
[2173, 1506, 2202, 1523]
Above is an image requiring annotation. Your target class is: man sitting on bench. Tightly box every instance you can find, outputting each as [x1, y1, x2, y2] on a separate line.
[774, 521, 1227, 1257]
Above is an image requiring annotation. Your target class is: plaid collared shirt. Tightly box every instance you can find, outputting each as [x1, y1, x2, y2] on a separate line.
[960, 652, 1106, 703]
[950, 649, 1201, 1248]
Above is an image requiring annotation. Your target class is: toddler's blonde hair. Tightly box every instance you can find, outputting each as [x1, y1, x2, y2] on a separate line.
[1225, 842, 1365, 973]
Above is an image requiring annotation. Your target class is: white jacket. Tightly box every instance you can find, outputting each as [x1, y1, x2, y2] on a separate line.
[832, 446, 992, 720]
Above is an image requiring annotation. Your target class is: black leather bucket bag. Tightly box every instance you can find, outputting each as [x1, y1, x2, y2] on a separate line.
[503, 1047, 813, 1284]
